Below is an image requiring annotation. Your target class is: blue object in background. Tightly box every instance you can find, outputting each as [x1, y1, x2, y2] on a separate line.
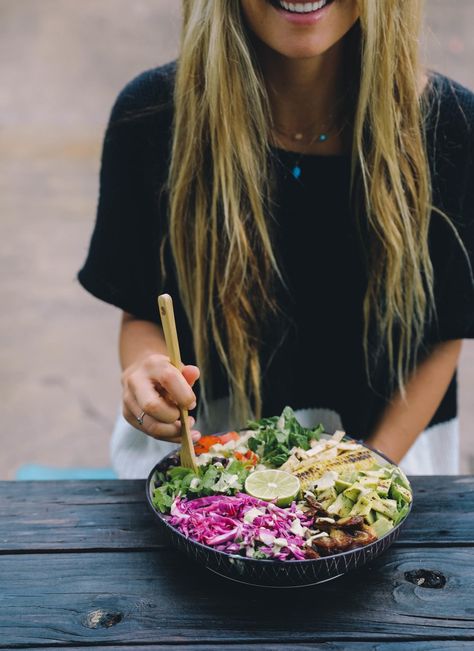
[15, 464, 117, 480]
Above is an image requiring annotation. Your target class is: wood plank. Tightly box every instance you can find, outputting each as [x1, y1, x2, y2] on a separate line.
[0, 480, 161, 551]
[404, 475, 474, 545]
[0, 547, 473, 646]
[0, 476, 473, 552]
[6, 644, 474, 651]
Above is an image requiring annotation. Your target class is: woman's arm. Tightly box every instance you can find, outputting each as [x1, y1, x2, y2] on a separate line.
[119, 312, 169, 369]
[120, 312, 200, 442]
[365, 339, 463, 463]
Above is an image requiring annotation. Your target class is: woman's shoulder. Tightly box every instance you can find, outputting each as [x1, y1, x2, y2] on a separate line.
[108, 60, 177, 125]
[425, 72, 474, 148]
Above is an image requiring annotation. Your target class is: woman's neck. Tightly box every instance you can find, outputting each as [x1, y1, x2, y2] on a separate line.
[255, 40, 348, 153]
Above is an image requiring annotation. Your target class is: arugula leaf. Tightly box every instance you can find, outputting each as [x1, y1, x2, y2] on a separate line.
[245, 406, 324, 468]
[247, 416, 279, 431]
[267, 452, 288, 467]
[247, 437, 261, 453]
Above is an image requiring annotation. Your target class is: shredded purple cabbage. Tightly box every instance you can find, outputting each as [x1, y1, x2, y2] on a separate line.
[167, 493, 312, 560]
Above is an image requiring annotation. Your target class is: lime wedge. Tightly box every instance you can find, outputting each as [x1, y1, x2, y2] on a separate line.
[245, 469, 300, 507]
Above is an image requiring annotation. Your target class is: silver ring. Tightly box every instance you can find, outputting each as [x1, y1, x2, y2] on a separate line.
[136, 410, 146, 426]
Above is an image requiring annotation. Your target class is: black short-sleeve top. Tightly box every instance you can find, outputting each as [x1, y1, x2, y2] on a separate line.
[78, 61, 474, 437]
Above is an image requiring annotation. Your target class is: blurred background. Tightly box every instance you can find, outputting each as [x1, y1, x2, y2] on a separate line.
[0, 0, 473, 479]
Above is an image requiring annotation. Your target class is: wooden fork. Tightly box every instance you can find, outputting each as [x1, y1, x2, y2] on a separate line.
[158, 294, 198, 472]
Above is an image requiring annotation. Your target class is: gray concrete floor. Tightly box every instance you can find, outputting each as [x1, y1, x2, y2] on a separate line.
[1, 0, 473, 478]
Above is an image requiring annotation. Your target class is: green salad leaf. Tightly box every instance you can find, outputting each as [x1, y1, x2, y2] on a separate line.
[152, 486, 173, 513]
[246, 406, 324, 468]
[152, 459, 250, 513]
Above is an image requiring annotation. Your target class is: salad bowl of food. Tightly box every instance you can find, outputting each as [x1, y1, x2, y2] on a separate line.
[146, 407, 412, 587]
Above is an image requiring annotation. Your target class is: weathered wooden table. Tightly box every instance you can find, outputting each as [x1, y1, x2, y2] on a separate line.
[0, 477, 473, 649]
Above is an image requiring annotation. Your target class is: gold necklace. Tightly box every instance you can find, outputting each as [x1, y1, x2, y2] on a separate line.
[272, 116, 334, 144]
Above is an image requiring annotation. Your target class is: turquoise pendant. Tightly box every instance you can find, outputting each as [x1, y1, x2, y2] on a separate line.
[291, 133, 329, 179]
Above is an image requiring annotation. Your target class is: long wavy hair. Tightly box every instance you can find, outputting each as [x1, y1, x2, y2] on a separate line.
[168, 0, 434, 424]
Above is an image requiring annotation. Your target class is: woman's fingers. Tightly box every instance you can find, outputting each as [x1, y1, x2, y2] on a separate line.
[121, 354, 202, 443]
[123, 397, 179, 438]
[143, 355, 197, 409]
[123, 400, 199, 442]
[181, 364, 200, 387]
[132, 379, 180, 423]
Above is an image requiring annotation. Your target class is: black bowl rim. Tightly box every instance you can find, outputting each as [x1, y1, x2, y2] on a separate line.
[145, 432, 412, 567]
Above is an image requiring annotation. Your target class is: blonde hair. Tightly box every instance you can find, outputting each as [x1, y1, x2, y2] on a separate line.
[169, 0, 433, 424]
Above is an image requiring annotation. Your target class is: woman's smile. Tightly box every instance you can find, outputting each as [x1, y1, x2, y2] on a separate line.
[268, 0, 336, 23]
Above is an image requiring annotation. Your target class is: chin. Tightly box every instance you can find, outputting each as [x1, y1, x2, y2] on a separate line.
[275, 42, 334, 59]
[270, 33, 341, 60]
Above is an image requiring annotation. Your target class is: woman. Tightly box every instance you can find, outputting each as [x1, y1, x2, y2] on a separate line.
[79, 0, 474, 479]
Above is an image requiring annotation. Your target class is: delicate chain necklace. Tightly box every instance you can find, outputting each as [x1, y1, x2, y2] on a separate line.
[272, 120, 333, 144]
[272, 121, 335, 179]
[271, 93, 349, 179]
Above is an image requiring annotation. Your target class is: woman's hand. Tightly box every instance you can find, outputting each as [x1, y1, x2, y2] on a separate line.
[121, 353, 201, 443]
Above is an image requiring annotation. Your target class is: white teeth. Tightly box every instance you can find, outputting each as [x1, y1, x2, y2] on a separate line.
[278, 0, 327, 13]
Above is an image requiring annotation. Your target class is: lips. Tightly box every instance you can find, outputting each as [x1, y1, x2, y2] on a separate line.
[268, 0, 335, 14]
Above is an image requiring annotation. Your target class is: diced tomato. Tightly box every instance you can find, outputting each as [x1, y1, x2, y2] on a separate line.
[234, 449, 259, 467]
[193, 431, 240, 455]
[219, 431, 240, 444]
[244, 450, 259, 466]
[194, 435, 221, 455]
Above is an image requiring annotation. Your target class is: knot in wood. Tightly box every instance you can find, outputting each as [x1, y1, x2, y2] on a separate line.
[404, 569, 446, 589]
[83, 608, 123, 628]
